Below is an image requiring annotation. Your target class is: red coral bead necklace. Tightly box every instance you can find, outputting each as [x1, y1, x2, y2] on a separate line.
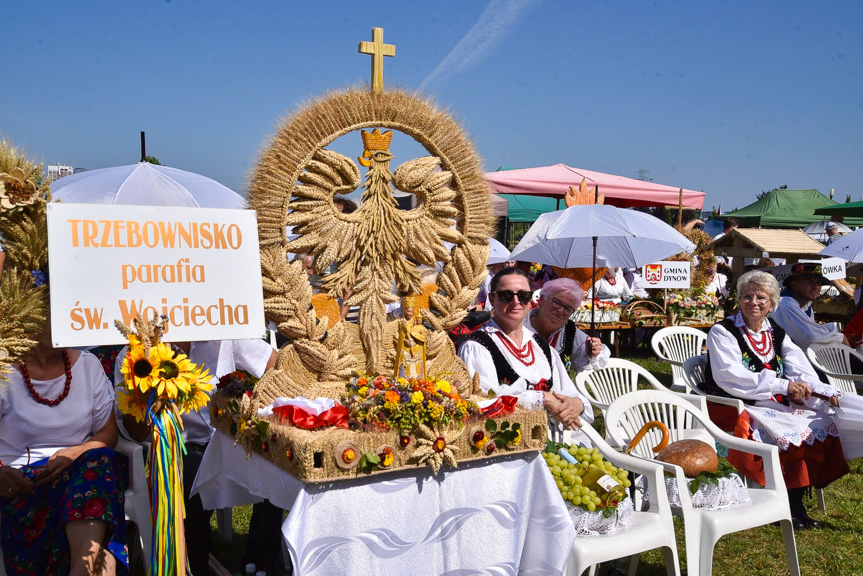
[21, 350, 72, 407]
[496, 332, 536, 366]
[743, 326, 773, 357]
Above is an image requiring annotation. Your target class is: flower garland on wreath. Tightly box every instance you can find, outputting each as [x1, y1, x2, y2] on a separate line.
[115, 314, 211, 576]
[0, 139, 51, 384]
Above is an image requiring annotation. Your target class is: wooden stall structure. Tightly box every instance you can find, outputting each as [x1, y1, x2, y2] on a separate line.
[710, 228, 827, 279]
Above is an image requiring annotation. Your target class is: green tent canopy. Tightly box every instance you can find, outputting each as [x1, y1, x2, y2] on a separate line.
[498, 194, 563, 222]
[717, 188, 863, 227]
[813, 199, 863, 221]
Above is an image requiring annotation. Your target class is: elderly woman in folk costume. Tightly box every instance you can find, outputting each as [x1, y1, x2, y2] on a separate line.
[458, 268, 593, 431]
[527, 278, 609, 374]
[699, 270, 863, 530]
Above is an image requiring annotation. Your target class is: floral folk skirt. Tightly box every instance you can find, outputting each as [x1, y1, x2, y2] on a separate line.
[0, 447, 129, 575]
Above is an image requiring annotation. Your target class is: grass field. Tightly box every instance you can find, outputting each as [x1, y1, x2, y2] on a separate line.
[203, 350, 863, 576]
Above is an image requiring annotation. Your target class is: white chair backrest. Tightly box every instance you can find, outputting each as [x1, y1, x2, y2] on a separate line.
[575, 358, 668, 413]
[806, 343, 862, 395]
[651, 327, 708, 391]
[605, 389, 715, 460]
[682, 355, 709, 395]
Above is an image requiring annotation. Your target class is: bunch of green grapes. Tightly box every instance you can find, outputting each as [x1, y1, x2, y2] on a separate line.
[542, 445, 632, 511]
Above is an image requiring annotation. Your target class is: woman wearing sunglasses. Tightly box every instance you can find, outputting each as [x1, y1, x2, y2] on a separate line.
[458, 268, 593, 430]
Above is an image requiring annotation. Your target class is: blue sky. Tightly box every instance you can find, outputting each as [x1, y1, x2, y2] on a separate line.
[4, 0, 863, 211]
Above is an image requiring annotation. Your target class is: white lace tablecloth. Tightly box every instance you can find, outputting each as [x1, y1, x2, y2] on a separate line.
[192, 432, 576, 576]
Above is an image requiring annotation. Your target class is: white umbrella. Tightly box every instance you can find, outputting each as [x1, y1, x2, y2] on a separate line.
[820, 227, 863, 262]
[509, 204, 695, 332]
[488, 238, 511, 265]
[803, 220, 851, 243]
[50, 162, 246, 209]
[509, 204, 695, 269]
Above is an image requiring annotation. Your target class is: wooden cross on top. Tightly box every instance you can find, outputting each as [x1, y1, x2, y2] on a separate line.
[358, 27, 395, 93]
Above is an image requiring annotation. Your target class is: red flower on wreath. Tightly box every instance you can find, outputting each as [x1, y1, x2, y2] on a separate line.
[399, 435, 411, 448]
[83, 498, 107, 518]
[433, 437, 446, 453]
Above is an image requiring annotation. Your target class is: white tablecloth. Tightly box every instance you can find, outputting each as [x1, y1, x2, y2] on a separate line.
[192, 432, 576, 575]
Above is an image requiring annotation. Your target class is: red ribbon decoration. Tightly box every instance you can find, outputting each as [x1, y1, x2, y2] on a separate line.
[480, 395, 519, 418]
[272, 404, 351, 429]
[531, 378, 549, 392]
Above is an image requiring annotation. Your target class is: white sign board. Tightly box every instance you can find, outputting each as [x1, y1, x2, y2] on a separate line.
[801, 258, 846, 280]
[47, 203, 266, 347]
[641, 261, 691, 289]
[766, 258, 846, 286]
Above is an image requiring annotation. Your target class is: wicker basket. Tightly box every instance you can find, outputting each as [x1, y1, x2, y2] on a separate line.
[622, 300, 667, 327]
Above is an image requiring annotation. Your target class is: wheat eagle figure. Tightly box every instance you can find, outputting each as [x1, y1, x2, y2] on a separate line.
[284, 128, 464, 373]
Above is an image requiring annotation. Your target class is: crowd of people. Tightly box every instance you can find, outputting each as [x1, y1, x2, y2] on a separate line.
[2, 214, 863, 575]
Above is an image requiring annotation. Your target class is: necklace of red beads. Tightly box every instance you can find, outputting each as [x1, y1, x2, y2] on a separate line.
[743, 325, 773, 357]
[21, 350, 72, 407]
[496, 332, 536, 366]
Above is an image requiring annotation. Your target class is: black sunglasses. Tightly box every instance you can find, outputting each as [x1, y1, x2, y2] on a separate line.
[492, 290, 533, 304]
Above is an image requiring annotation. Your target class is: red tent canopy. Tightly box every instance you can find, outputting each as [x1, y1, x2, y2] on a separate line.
[485, 164, 705, 210]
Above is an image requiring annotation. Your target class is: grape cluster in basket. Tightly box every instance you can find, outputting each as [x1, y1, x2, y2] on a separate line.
[542, 445, 632, 511]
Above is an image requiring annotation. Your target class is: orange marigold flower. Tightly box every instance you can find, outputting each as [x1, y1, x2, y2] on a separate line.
[385, 390, 401, 404]
[342, 448, 356, 464]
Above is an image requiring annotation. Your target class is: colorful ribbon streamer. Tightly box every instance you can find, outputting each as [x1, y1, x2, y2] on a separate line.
[148, 403, 188, 576]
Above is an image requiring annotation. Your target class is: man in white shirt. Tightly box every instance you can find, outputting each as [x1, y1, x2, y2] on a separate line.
[771, 262, 848, 351]
[528, 278, 610, 373]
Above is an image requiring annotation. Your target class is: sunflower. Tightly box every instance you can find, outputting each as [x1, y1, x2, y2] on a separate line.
[119, 335, 158, 393]
[149, 344, 211, 402]
[116, 388, 149, 423]
[179, 380, 214, 415]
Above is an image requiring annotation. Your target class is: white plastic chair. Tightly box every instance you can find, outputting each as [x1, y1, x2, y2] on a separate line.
[575, 358, 668, 420]
[604, 390, 800, 576]
[806, 342, 863, 395]
[116, 437, 152, 573]
[651, 327, 708, 393]
[557, 423, 681, 576]
[682, 356, 746, 427]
